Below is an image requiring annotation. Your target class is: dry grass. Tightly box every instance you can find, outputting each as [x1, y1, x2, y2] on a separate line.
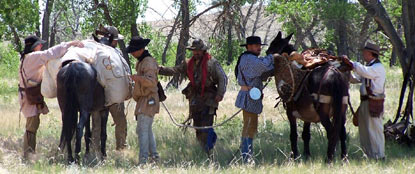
[1, 66, 415, 173]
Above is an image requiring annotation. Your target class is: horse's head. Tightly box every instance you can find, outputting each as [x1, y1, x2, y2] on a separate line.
[266, 31, 295, 55]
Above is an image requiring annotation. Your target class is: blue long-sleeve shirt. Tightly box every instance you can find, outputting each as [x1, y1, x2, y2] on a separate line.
[235, 53, 274, 114]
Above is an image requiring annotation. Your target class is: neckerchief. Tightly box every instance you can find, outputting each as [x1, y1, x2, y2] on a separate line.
[137, 50, 152, 62]
[187, 52, 211, 97]
[234, 51, 258, 78]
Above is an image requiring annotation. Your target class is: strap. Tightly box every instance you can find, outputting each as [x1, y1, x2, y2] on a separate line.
[19, 55, 28, 89]
[365, 58, 381, 96]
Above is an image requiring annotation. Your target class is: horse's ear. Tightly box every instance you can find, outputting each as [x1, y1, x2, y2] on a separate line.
[285, 33, 294, 42]
[276, 31, 282, 40]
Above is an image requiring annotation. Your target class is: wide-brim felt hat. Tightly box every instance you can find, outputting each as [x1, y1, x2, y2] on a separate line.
[363, 42, 380, 55]
[24, 35, 46, 51]
[126, 36, 150, 53]
[186, 39, 209, 51]
[240, 36, 267, 46]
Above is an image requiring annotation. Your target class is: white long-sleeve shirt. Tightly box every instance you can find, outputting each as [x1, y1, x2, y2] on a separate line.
[350, 59, 386, 96]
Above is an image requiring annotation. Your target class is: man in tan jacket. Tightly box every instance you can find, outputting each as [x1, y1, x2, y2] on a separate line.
[19, 35, 83, 159]
[127, 36, 160, 164]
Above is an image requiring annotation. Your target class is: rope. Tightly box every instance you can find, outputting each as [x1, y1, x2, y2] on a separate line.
[161, 102, 242, 129]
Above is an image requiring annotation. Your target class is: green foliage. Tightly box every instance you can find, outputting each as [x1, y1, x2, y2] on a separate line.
[0, 43, 19, 78]
[208, 37, 245, 65]
[0, 0, 40, 51]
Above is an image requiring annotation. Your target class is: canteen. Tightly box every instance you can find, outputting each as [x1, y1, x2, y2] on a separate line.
[249, 87, 261, 100]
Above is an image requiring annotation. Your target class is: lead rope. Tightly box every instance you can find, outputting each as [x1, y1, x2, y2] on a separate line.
[161, 102, 242, 129]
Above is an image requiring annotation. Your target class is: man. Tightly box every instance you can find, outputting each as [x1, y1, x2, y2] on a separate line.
[92, 25, 128, 154]
[159, 39, 228, 154]
[127, 36, 160, 164]
[19, 35, 83, 160]
[235, 36, 275, 163]
[344, 42, 386, 159]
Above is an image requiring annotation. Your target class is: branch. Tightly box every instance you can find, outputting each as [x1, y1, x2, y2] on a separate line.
[189, 2, 225, 26]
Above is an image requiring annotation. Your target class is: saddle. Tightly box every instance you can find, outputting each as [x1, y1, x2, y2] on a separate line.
[287, 48, 343, 69]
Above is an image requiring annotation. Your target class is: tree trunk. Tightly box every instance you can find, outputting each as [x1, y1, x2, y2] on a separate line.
[168, 0, 190, 88]
[263, 14, 276, 44]
[162, 12, 181, 65]
[251, 0, 263, 36]
[11, 26, 22, 52]
[131, 23, 139, 37]
[41, 0, 54, 50]
[226, 8, 234, 65]
[357, 13, 372, 62]
[358, 0, 407, 73]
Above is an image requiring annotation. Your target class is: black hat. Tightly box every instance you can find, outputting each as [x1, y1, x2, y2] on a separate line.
[240, 36, 267, 47]
[126, 36, 150, 53]
[24, 35, 46, 51]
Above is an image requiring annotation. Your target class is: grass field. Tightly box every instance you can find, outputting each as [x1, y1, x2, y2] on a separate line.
[1, 66, 415, 173]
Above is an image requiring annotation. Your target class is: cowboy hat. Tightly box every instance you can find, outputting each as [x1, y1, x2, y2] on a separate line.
[126, 36, 150, 53]
[186, 39, 209, 51]
[363, 42, 380, 55]
[240, 36, 267, 47]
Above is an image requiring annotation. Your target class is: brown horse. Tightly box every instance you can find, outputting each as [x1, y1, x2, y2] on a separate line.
[267, 32, 350, 162]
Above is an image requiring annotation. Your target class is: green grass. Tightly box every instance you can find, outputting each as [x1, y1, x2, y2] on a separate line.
[1, 65, 415, 173]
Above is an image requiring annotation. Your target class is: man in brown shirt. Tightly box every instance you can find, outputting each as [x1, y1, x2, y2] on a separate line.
[159, 39, 228, 154]
[127, 36, 160, 164]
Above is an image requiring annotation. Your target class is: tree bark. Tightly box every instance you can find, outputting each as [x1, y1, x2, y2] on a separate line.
[11, 26, 22, 52]
[357, 13, 372, 62]
[168, 0, 190, 88]
[251, 0, 263, 36]
[336, 15, 348, 56]
[162, 12, 181, 65]
[226, 3, 234, 65]
[358, 0, 407, 73]
[41, 0, 54, 49]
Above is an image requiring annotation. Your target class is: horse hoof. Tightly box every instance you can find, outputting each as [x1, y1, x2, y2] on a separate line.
[341, 156, 349, 165]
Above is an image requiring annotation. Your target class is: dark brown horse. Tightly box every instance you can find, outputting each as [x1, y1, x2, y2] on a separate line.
[57, 36, 113, 163]
[267, 32, 350, 162]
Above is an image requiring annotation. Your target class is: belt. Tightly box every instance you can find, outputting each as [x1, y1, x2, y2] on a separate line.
[360, 95, 369, 101]
[240, 86, 252, 91]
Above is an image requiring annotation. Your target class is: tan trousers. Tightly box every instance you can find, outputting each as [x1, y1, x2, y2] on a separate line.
[91, 103, 127, 154]
[242, 110, 258, 138]
[23, 115, 40, 157]
[358, 100, 385, 159]
[109, 103, 127, 150]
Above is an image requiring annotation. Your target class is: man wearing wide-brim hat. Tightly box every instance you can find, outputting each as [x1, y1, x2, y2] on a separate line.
[158, 39, 228, 155]
[235, 36, 275, 163]
[19, 35, 83, 160]
[126, 36, 161, 164]
[343, 42, 386, 159]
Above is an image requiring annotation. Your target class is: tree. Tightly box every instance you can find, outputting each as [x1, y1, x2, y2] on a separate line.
[358, 0, 415, 129]
[0, 0, 40, 52]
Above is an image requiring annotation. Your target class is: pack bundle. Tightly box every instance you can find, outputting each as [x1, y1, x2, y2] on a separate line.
[41, 40, 132, 106]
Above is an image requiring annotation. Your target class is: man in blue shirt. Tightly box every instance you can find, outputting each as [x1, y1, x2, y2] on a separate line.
[235, 36, 275, 163]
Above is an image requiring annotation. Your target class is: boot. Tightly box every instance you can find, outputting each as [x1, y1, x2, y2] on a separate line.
[241, 137, 254, 163]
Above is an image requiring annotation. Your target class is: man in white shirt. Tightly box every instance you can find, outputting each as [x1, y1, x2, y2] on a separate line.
[344, 42, 386, 159]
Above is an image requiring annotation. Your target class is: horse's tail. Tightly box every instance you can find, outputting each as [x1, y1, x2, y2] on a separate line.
[59, 63, 79, 147]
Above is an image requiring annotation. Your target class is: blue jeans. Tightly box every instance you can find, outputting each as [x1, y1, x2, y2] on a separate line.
[136, 114, 158, 163]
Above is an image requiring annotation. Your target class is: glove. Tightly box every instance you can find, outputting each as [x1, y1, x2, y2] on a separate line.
[341, 55, 354, 69]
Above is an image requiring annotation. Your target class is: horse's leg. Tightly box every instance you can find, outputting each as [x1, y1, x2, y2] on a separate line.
[302, 122, 311, 159]
[101, 109, 109, 157]
[339, 104, 348, 160]
[318, 103, 337, 163]
[75, 109, 89, 163]
[85, 114, 91, 155]
[287, 106, 299, 159]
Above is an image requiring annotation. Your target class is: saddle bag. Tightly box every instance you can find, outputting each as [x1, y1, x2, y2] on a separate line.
[368, 98, 384, 118]
[24, 84, 45, 105]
